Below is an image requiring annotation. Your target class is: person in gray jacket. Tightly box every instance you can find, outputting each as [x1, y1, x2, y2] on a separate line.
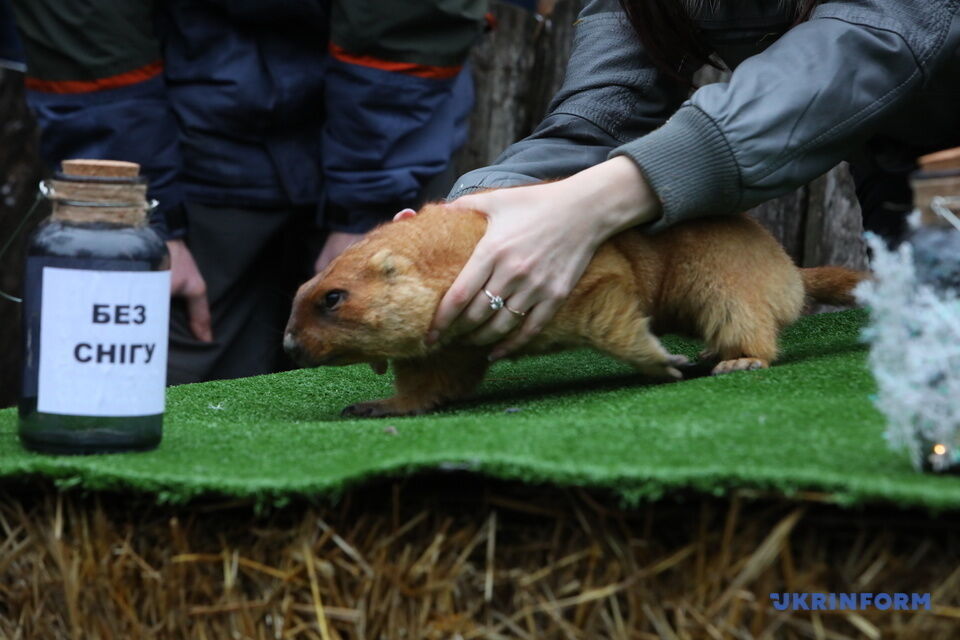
[424, 0, 960, 359]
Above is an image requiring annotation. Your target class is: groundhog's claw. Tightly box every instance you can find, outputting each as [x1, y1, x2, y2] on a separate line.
[667, 354, 689, 367]
[635, 356, 686, 381]
[654, 354, 688, 380]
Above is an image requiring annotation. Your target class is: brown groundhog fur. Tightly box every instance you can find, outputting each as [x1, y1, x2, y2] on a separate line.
[284, 204, 866, 417]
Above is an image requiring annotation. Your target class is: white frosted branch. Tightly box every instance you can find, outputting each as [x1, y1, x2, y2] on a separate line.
[856, 233, 960, 469]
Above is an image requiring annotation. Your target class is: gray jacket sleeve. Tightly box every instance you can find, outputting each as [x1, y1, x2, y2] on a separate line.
[612, 0, 960, 232]
[447, 0, 687, 199]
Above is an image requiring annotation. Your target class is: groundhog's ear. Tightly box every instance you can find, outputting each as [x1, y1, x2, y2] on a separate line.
[370, 249, 410, 278]
[370, 249, 411, 278]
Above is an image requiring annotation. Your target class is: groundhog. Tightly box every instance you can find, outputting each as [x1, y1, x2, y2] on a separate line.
[284, 204, 865, 417]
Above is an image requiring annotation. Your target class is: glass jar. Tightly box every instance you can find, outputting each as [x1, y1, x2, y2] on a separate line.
[18, 159, 170, 454]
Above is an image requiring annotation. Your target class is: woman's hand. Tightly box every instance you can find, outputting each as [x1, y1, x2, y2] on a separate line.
[430, 156, 662, 360]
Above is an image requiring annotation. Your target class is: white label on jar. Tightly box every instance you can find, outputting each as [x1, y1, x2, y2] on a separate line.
[38, 267, 171, 416]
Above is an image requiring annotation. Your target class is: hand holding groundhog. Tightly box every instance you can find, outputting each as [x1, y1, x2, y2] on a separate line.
[284, 204, 864, 418]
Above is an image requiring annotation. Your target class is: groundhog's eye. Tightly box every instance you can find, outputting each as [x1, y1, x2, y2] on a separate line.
[322, 289, 347, 311]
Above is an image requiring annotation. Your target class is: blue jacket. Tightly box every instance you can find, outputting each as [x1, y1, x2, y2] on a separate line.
[12, 0, 481, 237]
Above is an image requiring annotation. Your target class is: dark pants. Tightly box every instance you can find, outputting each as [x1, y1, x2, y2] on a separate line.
[166, 202, 318, 385]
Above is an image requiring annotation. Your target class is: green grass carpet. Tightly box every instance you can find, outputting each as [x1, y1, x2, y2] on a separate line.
[3, 309, 960, 508]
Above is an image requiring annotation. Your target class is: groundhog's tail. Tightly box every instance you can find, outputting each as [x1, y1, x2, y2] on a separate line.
[800, 266, 869, 306]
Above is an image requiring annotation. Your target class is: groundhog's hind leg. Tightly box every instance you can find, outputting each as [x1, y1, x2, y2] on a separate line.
[342, 347, 489, 418]
[699, 300, 780, 376]
[576, 284, 686, 380]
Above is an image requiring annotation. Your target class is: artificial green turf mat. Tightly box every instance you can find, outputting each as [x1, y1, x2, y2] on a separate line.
[3, 309, 960, 508]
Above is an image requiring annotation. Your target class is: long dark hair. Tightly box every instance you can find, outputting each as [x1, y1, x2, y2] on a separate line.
[618, 0, 819, 83]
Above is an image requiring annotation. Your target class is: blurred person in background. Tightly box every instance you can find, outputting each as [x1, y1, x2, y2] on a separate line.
[10, 0, 485, 384]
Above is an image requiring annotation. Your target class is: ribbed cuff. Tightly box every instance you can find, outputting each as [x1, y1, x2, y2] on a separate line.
[609, 105, 742, 233]
[447, 168, 541, 201]
[445, 184, 486, 201]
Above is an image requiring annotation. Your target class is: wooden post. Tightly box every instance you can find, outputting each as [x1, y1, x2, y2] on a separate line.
[454, 1, 578, 173]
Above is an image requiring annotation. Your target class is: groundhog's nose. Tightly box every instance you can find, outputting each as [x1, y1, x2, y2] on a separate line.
[283, 331, 306, 363]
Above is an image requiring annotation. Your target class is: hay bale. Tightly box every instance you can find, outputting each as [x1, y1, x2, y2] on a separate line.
[2, 476, 960, 639]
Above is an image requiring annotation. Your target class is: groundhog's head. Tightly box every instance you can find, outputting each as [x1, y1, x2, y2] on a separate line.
[283, 235, 442, 370]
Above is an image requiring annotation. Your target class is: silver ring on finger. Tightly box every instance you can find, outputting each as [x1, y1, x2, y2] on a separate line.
[504, 301, 527, 317]
[483, 289, 504, 311]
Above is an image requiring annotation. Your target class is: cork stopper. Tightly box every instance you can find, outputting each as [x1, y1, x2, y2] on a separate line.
[60, 159, 141, 178]
[49, 159, 149, 226]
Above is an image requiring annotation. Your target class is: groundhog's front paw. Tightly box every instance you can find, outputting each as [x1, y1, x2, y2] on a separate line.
[341, 399, 426, 418]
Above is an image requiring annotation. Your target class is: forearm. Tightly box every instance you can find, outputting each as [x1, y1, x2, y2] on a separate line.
[560, 157, 662, 239]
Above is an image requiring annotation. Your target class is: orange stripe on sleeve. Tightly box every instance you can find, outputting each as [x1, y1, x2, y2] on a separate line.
[25, 60, 164, 94]
[329, 43, 461, 80]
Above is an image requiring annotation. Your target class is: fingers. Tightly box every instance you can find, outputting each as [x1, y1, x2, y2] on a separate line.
[447, 281, 513, 340]
[426, 191, 513, 344]
[167, 239, 213, 342]
[186, 288, 213, 342]
[468, 307, 523, 347]
[445, 190, 495, 213]
[435, 239, 569, 352]
[428, 245, 495, 344]
[428, 186, 578, 351]
[166, 239, 188, 291]
[393, 208, 417, 222]
[467, 288, 533, 346]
